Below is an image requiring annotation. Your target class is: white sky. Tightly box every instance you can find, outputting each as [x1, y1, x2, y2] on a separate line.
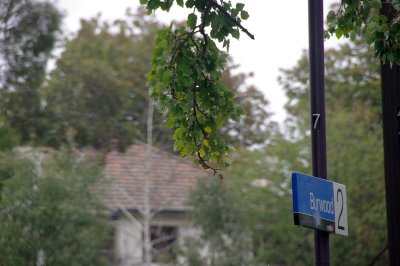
[54, 0, 344, 122]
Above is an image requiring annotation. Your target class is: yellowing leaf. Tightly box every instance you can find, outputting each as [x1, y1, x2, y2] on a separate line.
[221, 155, 232, 164]
[203, 139, 210, 148]
[204, 126, 212, 134]
[199, 148, 206, 158]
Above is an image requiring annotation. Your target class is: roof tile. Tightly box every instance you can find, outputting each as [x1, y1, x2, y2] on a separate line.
[104, 143, 204, 212]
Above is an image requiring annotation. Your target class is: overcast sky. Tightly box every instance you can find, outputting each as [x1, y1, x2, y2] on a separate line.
[54, 0, 344, 122]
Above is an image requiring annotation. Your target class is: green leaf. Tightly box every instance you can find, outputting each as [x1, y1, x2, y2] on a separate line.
[173, 127, 185, 140]
[236, 3, 245, 11]
[365, 33, 375, 45]
[335, 29, 343, 39]
[180, 143, 194, 156]
[327, 10, 335, 23]
[185, 0, 195, 8]
[371, 0, 382, 8]
[240, 10, 249, 20]
[177, 0, 184, 7]
[162, 71, 170, 84]
[221, 155, 232, 165]
[165, 117, 175, 128]
[231, 9, 239, 17]
[139, 0, 147, 4]
[231, 29, 240, 39]
[187, 13, 198, 30]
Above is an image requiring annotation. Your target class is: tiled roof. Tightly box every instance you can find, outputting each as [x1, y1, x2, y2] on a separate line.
[104, 143, 205, 213]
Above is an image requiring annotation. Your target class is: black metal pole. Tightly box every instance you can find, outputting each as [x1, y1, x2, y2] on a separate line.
[380, 4, 400, 264]
[379, 2, 400, 265]
[381, 61, 400, 265]
[308, 0, 329, 265]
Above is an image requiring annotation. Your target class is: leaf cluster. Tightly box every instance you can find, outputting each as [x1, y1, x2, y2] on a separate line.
[141, 0, 253, 172]
[326, 0, 400, 64]
[149, 26, 240, 172]
[140, 0, 251, 41]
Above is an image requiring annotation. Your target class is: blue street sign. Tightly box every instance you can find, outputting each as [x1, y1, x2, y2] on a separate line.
[292, 172, 348, 236]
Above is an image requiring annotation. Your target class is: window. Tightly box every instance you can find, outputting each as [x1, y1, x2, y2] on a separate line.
[145, 225, 178, 263]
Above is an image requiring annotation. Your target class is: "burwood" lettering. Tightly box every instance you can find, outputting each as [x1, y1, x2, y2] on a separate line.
[310, 192, 334, 214]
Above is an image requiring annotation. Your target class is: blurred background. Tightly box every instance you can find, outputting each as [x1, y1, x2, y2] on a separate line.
[0, 0, 387, 265]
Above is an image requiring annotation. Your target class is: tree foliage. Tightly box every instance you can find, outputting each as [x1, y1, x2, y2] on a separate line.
[0, 0, 61, 142]
[43, 10, 175, 151]
[326, 0, 400, 64]
[186, 39, 387, 265]
[225, 147, 314, 265]
[277, 39, 387, 265]
[45, 8, 269, 154]
[0, 148, 111, 266]
[220, 62, 277, 149]
[141, 0, 254, 172]
[180, 177, 252, 266]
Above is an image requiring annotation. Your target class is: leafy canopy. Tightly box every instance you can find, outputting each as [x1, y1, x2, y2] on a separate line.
[44, 10, 176, 151]
[141, 0, 253, 172]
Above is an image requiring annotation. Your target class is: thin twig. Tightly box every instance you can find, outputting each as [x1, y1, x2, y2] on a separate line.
[368, 242, 388, 266]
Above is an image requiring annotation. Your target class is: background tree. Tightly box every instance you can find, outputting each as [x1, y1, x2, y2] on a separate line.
[0, 148, 111, 266]
[0, 0, 61, 143]
[327, 3, 400, 262]
[43, 10, 173, 151]
[220, 61, 277, 149]
[43, 8, 270, 153]
[180, 177, 252, 266]
[225, 146, 314, 265]
[185, 39, 386, 265]
[277, 39, 386, 265]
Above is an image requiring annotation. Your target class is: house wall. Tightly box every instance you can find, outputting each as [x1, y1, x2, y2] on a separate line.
[113, 213, 199, 266]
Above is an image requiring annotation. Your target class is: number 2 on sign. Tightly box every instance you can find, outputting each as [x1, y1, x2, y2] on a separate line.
[312, 113, 320, 130]
[336, 189, 345, 230]
[333, 183, 348, 236]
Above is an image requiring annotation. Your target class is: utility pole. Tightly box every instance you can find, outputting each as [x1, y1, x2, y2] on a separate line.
[380, 2, 400, 265]
[144, 99, 155, 265]
[308, 0, 329, 265]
